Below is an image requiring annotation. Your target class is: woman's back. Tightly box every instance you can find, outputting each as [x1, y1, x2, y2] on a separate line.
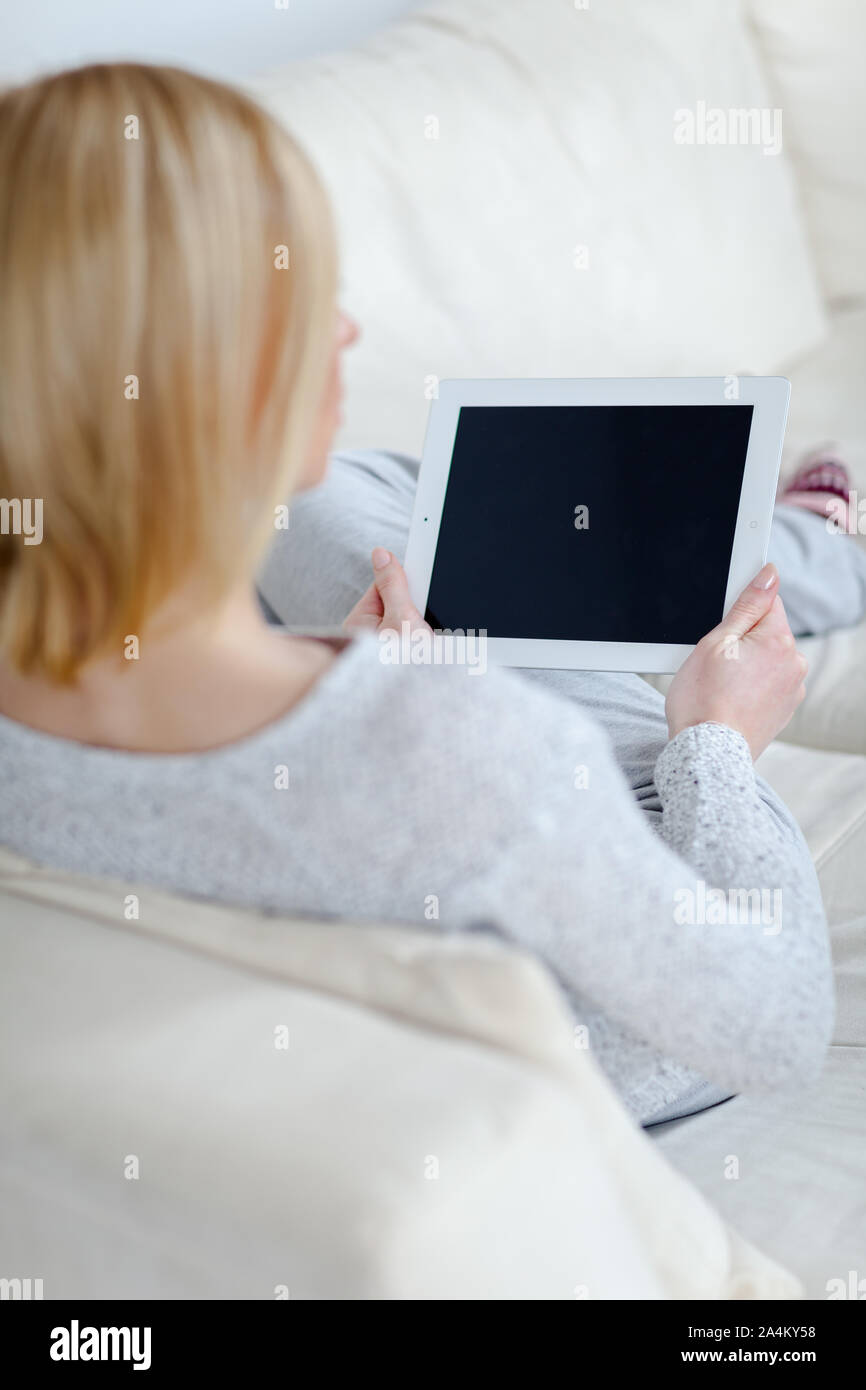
[0, 631, 832, 1124]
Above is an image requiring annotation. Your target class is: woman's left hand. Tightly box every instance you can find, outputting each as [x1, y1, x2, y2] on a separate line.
[343, 549, 431, 636]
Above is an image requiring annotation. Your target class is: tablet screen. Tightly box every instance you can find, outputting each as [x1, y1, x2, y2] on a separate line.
[424, 404, 754, 644]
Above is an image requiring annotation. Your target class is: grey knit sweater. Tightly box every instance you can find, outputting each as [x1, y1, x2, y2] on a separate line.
[0, 632, 833, 1123]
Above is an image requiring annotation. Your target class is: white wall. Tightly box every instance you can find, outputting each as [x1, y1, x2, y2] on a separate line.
[2, 0, 426, 85]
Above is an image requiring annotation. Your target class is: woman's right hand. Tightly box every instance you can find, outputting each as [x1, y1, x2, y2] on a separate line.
[342, 548, 431, 638]
[665, 563, 808, 761]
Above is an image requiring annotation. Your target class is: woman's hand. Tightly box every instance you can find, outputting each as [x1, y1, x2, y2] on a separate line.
[343, 548, 431, 637]
[665, 562, 808, 761]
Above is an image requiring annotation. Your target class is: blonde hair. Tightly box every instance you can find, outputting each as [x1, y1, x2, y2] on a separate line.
[0, 63, 337, 681]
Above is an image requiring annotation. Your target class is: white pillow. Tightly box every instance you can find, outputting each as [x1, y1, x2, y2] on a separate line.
[250, 0, 825, 456]
[746, 0, 866, 306]
[0, 847, 802, 1299]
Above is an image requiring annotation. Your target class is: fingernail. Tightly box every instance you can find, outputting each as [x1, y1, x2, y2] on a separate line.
[751, 562, 778, 590]
[372, 547, 391, 570]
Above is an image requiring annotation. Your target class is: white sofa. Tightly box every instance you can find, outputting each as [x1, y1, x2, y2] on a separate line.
[1, 0, 864, 1298]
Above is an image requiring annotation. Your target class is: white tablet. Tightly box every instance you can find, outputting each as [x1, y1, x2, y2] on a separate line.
[404, 377, 789, 673]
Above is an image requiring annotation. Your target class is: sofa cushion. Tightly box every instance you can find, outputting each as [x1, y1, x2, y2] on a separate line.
[782, 304, 866, 484]
[249, 0, 825, 457]
[769, 304, 866, 755]
[654, 1048, 866, 1300]
[746, 0, 866, 307]
[0, 846, 800, 1298]
[774, 622, 866, 757]
[0, 884, 661, 1299]
[753, 742, 866, 1047]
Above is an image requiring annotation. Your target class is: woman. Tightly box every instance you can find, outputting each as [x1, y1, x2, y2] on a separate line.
[0, 64, 860, 1127]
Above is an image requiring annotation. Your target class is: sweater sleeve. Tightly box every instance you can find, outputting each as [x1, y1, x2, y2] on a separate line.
[443, 693, 833, 1099]
[651, 721, 834, 1084]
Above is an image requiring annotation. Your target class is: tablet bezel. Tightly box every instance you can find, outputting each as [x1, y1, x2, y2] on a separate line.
[403, 376, 790, 673]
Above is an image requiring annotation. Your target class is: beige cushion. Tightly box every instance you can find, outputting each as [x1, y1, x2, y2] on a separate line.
[0, 847, 799, 1299]
[782, 306, 866, 482]
[756, 742, 866, 910]
[755, 743, 866, 1054]
[250, 0, 824, 458]
[746, 0, 866, 306]
[655, 1048, 866, 1301]
[776, 624, 866, 757]
[771, 306, 866, 754]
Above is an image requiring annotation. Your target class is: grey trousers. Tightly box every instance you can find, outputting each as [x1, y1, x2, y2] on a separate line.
[258, 449, 866, 1123]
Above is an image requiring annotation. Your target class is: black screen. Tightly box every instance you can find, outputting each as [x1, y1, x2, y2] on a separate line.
[424, 404, 753, 644]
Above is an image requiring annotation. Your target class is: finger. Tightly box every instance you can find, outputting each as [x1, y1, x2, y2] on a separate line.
[342, 580, 384, 631]
[750, 597, 809, 685]
[371, 549, 428, 631]
[751, 591, 794, 639]
[716, 562, 780, 642]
